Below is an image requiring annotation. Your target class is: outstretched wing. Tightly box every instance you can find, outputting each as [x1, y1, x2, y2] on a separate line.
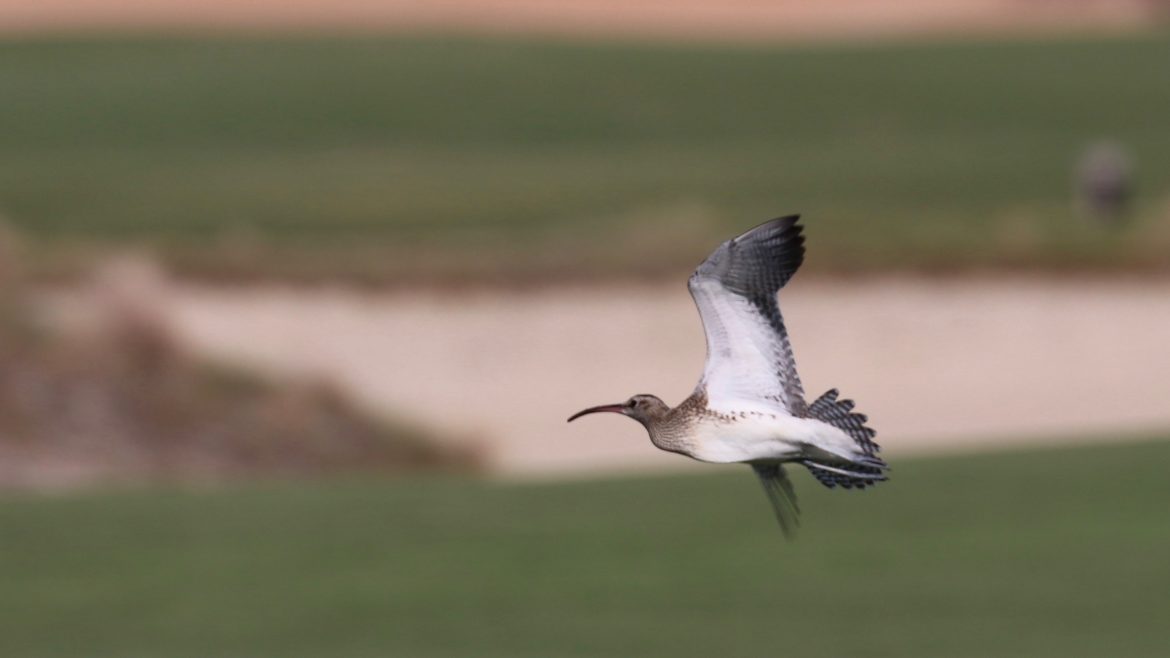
[688, 215, 807, 416]
[752, 463, 800, 538]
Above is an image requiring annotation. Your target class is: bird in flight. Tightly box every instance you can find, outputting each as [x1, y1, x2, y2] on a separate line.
[568, 216, 887, 537]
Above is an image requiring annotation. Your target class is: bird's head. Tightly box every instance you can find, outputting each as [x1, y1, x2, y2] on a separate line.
[567, 394, 669, 427]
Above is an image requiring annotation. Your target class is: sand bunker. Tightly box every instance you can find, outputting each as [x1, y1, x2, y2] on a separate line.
[162, 277, 1170, 477]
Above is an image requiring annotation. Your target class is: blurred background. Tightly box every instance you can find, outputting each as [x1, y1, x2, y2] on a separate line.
[2, 1, 1169, 656]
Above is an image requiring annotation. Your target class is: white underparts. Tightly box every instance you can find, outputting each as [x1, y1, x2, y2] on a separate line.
[685, 412, 857, 464]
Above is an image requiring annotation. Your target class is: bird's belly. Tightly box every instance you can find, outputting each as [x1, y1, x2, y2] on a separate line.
[687, 414, 813, 464]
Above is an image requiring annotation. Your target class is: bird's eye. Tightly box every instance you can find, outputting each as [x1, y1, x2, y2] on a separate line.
[629, 398, 640, 408]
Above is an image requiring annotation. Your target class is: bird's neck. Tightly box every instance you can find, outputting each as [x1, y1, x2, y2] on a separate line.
[644, 393, 705, 457]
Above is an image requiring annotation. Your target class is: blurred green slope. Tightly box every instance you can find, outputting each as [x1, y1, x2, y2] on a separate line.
[1, 34, 1169, 281]
[1, 436, 1168, 657]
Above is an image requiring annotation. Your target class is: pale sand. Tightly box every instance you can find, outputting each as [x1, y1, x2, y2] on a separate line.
[0, 0, 1156, 41]
[162, 278, 1170, 477]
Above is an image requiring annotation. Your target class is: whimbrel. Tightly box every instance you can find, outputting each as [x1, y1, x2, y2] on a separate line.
[569, 216, 888, 537]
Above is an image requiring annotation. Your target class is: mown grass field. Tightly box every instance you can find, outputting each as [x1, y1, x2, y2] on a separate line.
[2, 437, 1168, 657]
[1, 33, 1169, 282]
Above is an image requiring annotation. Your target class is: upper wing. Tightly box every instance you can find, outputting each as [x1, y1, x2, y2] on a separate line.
[688, 215, 807, 415]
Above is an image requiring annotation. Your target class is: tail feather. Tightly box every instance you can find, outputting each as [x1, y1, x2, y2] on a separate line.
[803, 388, 889, 490]
[801, 460, 887, 490]
[807, 388, 880, 456]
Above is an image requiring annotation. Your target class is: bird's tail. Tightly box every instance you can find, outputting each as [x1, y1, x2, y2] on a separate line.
[801, 389, 889, 490]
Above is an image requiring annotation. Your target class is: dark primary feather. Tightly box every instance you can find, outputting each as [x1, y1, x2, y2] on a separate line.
[689, 215, 808, 415]
[752, 463, 800, 539]
[692, 215, 806, 296]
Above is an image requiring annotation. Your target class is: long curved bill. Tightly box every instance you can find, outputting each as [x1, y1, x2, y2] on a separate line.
[567, 403, 626, 422]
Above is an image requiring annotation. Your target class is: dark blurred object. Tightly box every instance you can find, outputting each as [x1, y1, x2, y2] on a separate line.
[1075, 140, 1134, 226]
[0, 256, 482, 490]
[0, 214, 22, 291]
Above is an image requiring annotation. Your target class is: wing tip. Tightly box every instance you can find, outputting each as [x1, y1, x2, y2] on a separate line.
[737, 214, 803, 244]
[711, 213, 806, 293]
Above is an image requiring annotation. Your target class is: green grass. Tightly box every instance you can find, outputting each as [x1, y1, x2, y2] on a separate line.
[1, 436, 1168, 657]
[1, 33, 1169, 282]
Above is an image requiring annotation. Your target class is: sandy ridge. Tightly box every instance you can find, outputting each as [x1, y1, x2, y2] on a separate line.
[0, 0, 1157, 41]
